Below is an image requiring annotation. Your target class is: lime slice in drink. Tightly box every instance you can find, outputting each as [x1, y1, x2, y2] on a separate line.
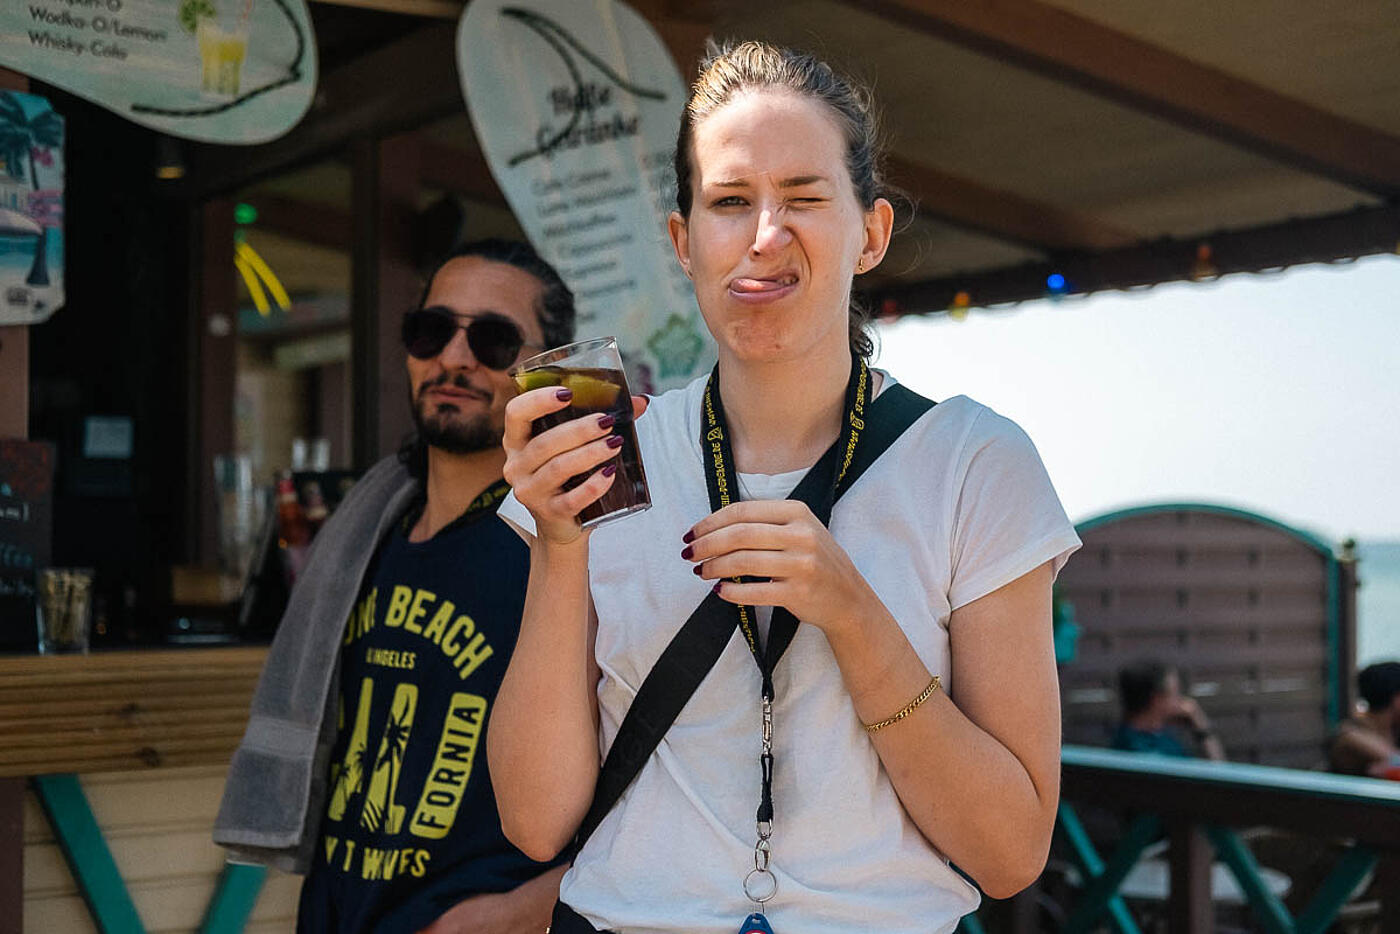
[563, 374, 622, 409]
[179, 0, 217, 33]
[513, 369, 563, 393]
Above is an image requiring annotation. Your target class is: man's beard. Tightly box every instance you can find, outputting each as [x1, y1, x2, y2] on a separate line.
[411, 374, 502, 454]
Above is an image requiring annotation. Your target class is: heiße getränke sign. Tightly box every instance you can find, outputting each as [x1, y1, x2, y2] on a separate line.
[0, 0, 316, 145]
[458, 0, 713, 394]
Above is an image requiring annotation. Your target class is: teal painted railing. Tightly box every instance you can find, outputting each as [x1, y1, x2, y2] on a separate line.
[30, 775, 266, 934]
[1052, 746, 1400, 934]
[956, 747, 1400, 933]
[32, 754, 1400, 933]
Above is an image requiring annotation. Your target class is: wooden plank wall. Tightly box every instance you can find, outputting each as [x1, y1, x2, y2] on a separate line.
[23, 766, 299, 933]
[1058, 509, 1336, 768]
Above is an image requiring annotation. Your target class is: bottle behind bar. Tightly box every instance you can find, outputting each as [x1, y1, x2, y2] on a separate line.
[303, 480, 329, 537]
[275, 471, 311, 583]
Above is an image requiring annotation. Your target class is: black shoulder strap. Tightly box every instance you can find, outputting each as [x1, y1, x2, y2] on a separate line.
[574, 382, 935, 848]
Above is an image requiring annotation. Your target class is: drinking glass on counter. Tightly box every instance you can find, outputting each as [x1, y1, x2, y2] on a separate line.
[36, 568, 94, 654]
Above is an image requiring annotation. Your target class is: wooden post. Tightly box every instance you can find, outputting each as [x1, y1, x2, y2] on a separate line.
[350, 133, 421, 470]
[0, 69, 31, 442]
[194, 200, 238, 565]
[0, 328, 26, 440]
[1167, 821, 1213, 934]
[0, 779, 22, 934]
[1337, 543, 1360, 719]
[0, 65, 29, 934]
[1378, 853, 1400, 934]
[1009, 881, 1040, 934]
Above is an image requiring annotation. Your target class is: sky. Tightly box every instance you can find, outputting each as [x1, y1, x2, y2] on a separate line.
[873, 254, 1400, 544]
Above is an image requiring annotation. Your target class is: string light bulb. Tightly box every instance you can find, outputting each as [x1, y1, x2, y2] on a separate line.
[949, 290, 972, 321]
[1190, 243, 1219, 281]
[1046, 273, 1069, 300]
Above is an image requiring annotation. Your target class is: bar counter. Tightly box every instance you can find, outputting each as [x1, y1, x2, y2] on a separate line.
[0, 646, 301, 933]
[0, 646, 267, 778]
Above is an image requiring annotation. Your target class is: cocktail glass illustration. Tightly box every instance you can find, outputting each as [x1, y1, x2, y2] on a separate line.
[188, 1, 252, 99]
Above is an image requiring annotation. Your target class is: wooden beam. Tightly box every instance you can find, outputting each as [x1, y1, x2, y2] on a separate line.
[243, 193, 353, 251]
[417, 139, 507, 206]
[634, 5, 1135, 252]
[856, 0, 1400, 197]
[310, 0, 460, 18]
[187, 24, 460, 197]
[236, 140, 503, 249]
[886, 155, 1137, 252]
[197, 5, 1140, 254]
[865, 202, 1400, 316]
[629, 0, 713, 83]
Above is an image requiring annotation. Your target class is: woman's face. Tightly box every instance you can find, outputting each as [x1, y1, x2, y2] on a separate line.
[669, 90, 892, 366]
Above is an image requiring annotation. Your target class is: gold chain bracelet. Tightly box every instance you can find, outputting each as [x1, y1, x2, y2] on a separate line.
[862, 675, 942, 733]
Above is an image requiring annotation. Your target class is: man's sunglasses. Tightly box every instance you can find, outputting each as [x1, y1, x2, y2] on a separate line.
[401, 306, 537, 370]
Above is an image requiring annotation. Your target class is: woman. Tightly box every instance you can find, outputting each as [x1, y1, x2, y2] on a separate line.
[490, 41, 1081, 934]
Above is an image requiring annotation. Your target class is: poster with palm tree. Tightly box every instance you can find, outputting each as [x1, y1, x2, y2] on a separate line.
[0, 91, 63, 325]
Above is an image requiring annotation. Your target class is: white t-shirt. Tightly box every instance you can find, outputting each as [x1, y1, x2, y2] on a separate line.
[498, 371, 1081, 934]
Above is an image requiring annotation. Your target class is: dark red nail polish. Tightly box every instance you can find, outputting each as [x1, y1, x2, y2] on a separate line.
[597, 414, 615, 430]
[601, 464, 617, 478]
[555, 388, 573, 401]
[682, 530, 695, 544]
[692, 564, 704, 576]
[711, 582, 723, 594]
[681, 545, 694, 560]
[606, 434, 625, 449]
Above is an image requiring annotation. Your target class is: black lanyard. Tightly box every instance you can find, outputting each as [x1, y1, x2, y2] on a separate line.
[399, 477, 512, 538]
[698, 355, 870, 907]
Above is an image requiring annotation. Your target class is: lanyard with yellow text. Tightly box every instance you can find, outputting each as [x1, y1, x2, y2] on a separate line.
[700, 355, 869, 931]
[400, 478, 511, 538]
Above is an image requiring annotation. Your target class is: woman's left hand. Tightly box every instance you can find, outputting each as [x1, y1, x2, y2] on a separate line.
[683, 500, 879, 635]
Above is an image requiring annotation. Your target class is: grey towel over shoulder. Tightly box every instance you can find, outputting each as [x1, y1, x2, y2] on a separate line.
[213, 455, 419, 873]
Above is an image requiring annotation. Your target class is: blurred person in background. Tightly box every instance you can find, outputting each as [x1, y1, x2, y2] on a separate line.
[1329, 661, 1400, 779]
[1112, 660, 1226, 761]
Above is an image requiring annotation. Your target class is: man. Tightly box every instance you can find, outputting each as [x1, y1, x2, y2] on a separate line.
[1329, 661, 1400, 778]
[1111, 660, 1225, 761]
[215, 239, 575, 933]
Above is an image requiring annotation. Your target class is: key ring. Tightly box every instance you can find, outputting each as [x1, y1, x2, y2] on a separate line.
[743, 867, 778, 903]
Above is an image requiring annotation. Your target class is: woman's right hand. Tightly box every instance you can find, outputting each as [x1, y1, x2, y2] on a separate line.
[502, 387, 639, 545]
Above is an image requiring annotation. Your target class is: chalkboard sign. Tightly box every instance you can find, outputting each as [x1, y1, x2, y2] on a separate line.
[0, 440, 55, 650]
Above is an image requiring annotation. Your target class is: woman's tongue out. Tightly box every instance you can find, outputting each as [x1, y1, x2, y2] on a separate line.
[729, 272, 799, 304]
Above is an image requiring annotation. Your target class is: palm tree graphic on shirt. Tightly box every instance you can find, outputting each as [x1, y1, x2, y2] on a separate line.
[360, 686, 418, 834]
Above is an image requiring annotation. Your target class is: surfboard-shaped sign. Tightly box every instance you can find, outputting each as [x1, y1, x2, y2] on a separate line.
[458, 0, 712, 393]
[0, 0, 316, 145]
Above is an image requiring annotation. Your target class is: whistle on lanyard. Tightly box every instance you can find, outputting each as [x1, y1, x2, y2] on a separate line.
[738, 912, 775, 934]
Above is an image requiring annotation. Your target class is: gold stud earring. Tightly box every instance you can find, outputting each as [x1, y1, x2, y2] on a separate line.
[856, 258, 865, 273]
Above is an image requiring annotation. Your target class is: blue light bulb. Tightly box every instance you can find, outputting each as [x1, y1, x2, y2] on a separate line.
[1046, 273, 1067, 293]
